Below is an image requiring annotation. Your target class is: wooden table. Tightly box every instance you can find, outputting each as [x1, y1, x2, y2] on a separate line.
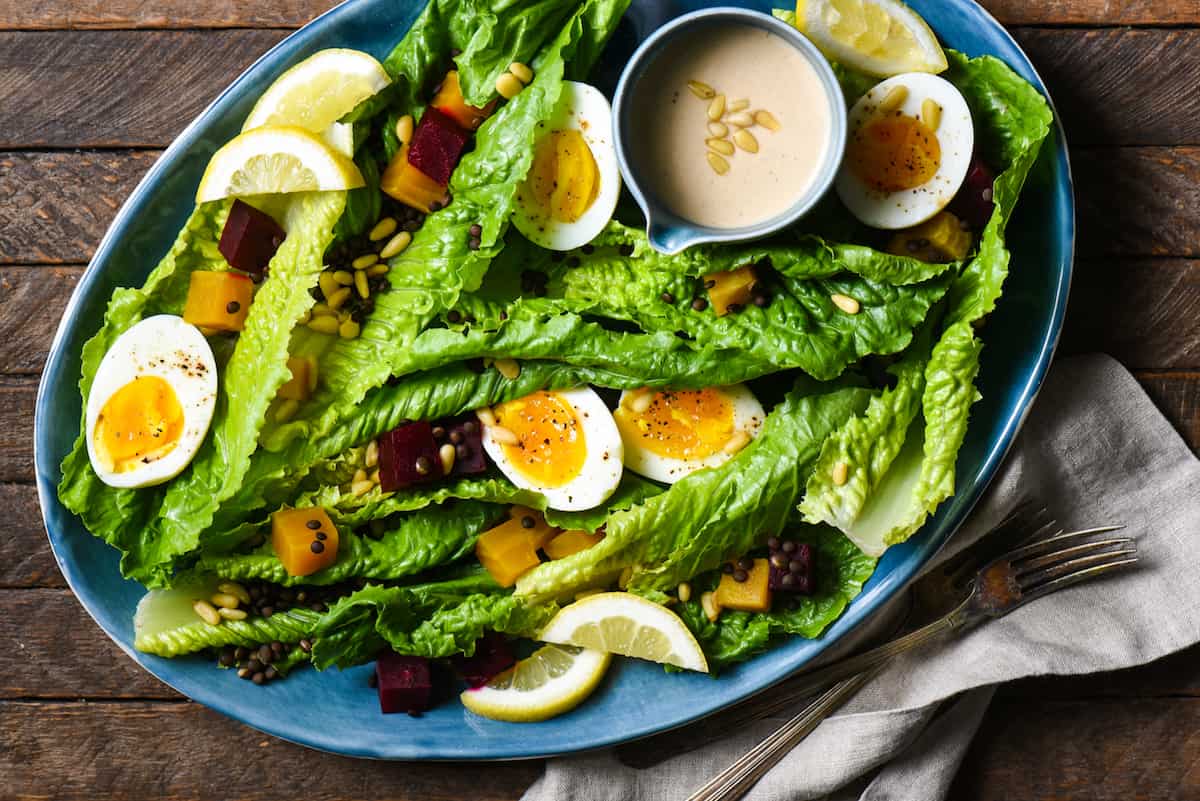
[3, 1, 1198, 798]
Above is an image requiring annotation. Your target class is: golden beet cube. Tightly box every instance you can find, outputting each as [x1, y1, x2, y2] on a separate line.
[272, 507, 338, 577]
[476, 516, 543, 588]
[506, 506, 559, 549]
[182, 270, 254, 332]
[704, 265, 757, 316]
[543, 529, 604, 560]
[886, 211, 973, 263]
[715, 558, 772, 612]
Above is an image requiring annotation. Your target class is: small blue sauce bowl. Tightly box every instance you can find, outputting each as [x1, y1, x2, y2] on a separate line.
[612, 7, 847, 254]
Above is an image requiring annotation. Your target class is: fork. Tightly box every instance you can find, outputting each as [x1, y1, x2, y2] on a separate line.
[683, 509, 1138, 801]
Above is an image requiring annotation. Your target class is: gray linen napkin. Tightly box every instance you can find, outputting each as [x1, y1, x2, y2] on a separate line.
[521, 354, 1200, 801]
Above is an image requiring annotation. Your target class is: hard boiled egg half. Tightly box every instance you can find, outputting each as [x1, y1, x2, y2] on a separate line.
[86, 315, 218, 489]
[836, 73, 974, 230]
[613, 385, 765, 484]
[481, 388, 623, 511]
[512, 81, 621, 250]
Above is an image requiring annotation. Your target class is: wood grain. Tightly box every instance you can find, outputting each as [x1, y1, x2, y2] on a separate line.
[0, 267, 82, 374]
[0, 485, 64, 589]
[952, 698, 1200, 800]
[0, 378, 35, 484]
[0, 30, 286, 149]
[1136, 370, 1200, 451]
[0, 701, 543, 801]
[0, 151, 159, 265]
[1, 29, 1199, 149]
[4, 0, 1199, 31]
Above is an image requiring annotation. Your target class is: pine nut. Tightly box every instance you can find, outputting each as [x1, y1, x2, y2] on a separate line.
[629, 390, 654, 415]
[368, 217, 397, 242]
[723, 429, 751, 455]
[353, 468, 368, 483]
[677, 581, 692, 603]
[726, 111, 755, 128]
[218, 607, 247, 621]
[707, 121, 729, 138]
[728, 98, 749, 113]
[319, 272, 340, 301]
[355, 270, 370, 299]
[688, 80, 715, 99]
[494, 358, 520, 379]
[365, 440, 379, 468]
[439, 443, 456, 475]
[351, 479, 374, 497]
[707, 94, 726, 121]
[706, 137, 734, 156]
[368, 263, 390, 277]
[489, 425, 519, 445]
[476, 406, 497, 427]
[922, 98, 942, 131]
[352, 253, 379, 270]
[298, 309, 312, 324]
[333, 269, 354, 286]
[275, 398, 300, 421]
[733, 129, 758, 153]
[878, 84, 909, 114]
[211, 592, 241, 609]
[312, 302, 333, 317]
[618, 566, 633, 589]
[754, 110, 781, 131]
[706, 152, 730, 175]
[327, 287, 352, 311]
[496, 72, 523, 99]
[380, 231, 412, 259]
[832, 461, 849, 486]
[701, 591, 721, 623]
[508, 61, 533, 84]
[218, 582, 251, 605]
[307, 316, 340, 335]
[338, 319, 361, 339]
[831, 293, 861, 314]
[395, 114, 414, 145]
[193, 600, 221, 626]
[369, 468, 381, 485]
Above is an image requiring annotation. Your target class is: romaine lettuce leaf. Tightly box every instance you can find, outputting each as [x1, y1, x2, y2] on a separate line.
[136, 606, 323, 658]
[515, 383, 874, 602]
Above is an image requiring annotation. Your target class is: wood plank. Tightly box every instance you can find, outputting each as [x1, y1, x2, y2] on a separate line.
[952, 698, 1200, 800]
[0, 151, 159, 265]
[4, 0, 1200, 32]
[0, 266, 82, 374]
[1, 29, 1199, 148]
[0, 485, 65, 589]
[1002, 645, 1200, 700]
[0, 378, 35, 483]
[0, 30, 285, 149]
[0, 700, 542, 801]
[1135, 370, 1200, 452]
[1014, 29, 1200, 147]
[1, 589, 179, 699]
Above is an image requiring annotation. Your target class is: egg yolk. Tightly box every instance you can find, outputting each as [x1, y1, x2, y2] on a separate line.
[615, 389, 734, 460]
[492, 391, 588, 488]
[848, 113, 941, 193]
[526, 129, 600, 223]
[93, 375, 184, 473]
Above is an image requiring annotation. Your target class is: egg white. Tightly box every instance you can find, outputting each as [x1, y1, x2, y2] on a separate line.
[85, 315, 218, 489]
[512, 81, 622, 251]
[835, 73, 974, 230]
[614, 384, 765, 484]
[481, 387, 623, 511]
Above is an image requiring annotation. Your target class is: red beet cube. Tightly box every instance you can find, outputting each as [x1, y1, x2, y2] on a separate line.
[451, 632, 515, 688]
[949, 157, 998, 230]
[437, 414, 488, 476]
[218, 199, 286, 278]
[376, 652, 434, 715]
[407, 108, 471, 186]
[768, 542, 815, 595]
[378, 421, 444, 492]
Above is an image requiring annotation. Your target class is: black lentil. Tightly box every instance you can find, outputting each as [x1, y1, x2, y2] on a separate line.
[226, 300, 241, 314]
[447, 309, 462, 324]
[737, 557, 754, 571]
[521, 515, 536, 529]
[449, 430, 464, 444]
[415, 456, 432, 475]
[721, 562, 734, 575]
[246, 658, 264, 673]
[660, 292, 675, 304]
[252, 672, 266, 685]
[310, 540, 325, 554]
[316, 531, 328, 541]
[753, 292, 771, 308]
[432, 426, 446, 440]
[299, 639, 313, 653]
[469, 224, 482, 237]
[733, 568, 748, 582]
[306, 519, 322, 530]
[766, 536, 780, 550]
[691, 298, 708, 312]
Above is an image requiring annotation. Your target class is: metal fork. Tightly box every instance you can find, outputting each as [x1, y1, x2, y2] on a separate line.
[684, 512, 1138, 801]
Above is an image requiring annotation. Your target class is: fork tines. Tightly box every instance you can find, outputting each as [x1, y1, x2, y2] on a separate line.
[1010, 525, 1138, 602]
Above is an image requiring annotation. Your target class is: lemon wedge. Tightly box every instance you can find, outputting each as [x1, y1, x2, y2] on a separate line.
[196, 125, 365, 202]
[794, 0, 948, 77]
[538, 592, 709, 673]
[460, 644, 611, 722]
[242, 48, 390, 155]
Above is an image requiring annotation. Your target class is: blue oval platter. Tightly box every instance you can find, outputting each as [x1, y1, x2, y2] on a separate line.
[35, 0, 1073, 760]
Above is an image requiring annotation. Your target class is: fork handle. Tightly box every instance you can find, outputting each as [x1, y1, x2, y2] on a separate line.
[774, 599, 978, 700]
[685, 668, 880, 801]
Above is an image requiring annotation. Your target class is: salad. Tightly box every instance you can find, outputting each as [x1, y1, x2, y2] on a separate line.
[57, 0, 1052, 722]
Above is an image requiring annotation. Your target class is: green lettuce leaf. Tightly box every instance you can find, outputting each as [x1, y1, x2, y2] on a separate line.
[515, 383, 874, 602]
[676, 526, 877, 670]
